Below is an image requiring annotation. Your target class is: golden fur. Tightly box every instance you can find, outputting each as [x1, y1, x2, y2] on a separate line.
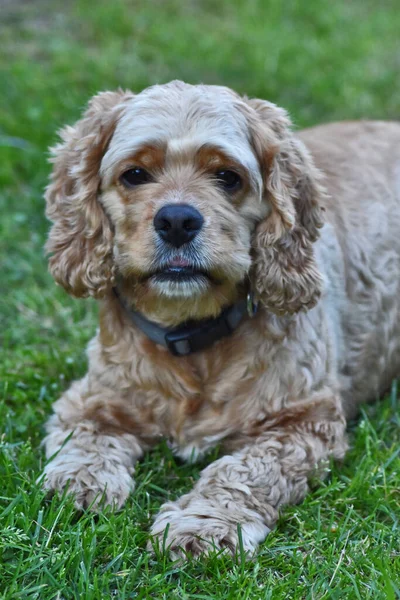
[42, 81, 400, 558]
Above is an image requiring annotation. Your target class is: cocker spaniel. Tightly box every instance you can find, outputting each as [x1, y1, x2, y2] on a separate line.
[42, 80, 400, 558]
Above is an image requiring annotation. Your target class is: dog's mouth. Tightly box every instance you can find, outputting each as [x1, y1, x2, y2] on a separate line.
[145, 255, 219, 286]
[151, 266, 213, 284]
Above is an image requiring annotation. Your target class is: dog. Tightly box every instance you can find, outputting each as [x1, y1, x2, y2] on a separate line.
[41, 80, 400, 559]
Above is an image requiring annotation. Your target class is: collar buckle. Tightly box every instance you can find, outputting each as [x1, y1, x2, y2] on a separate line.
[164, 332, 192, 356]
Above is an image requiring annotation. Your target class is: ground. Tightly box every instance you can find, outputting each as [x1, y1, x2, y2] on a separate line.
[0, 0, 399, 598]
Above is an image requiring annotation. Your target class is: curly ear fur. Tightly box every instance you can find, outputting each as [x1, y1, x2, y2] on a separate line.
[45, 90, 133, 298]
[246, 99, 325, 315]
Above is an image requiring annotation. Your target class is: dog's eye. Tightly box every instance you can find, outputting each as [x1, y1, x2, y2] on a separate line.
[215, 170, 242, 192]
[120, 167, 152, 187]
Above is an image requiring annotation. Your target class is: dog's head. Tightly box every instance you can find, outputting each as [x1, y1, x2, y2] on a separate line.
[46, 81, 325, 325]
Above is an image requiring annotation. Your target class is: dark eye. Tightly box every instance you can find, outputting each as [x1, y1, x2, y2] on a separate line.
[215, 170, 242, 192]
[120, 167, 152, 187]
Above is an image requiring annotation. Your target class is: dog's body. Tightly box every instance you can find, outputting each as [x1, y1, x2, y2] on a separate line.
[42, 82, 400, 557]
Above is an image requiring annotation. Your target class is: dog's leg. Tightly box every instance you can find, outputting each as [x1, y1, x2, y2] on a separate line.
[40, 376, 147, 510]
[150, 393, 347, 559]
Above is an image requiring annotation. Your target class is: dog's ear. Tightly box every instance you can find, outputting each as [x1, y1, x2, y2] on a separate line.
[245, 98, 325, 315]
[45, 90, 133, 298]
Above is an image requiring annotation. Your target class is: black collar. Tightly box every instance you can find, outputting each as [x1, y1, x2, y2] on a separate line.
[113, 288, 257, 357]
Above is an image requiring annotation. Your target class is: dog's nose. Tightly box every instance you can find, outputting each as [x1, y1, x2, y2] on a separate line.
[153, 204, 204, 248]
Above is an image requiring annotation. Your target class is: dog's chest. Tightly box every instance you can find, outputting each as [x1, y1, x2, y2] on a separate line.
[96, 311, 333, 460]
[109, 324, 262, 455]
[126, 319, 328, 460]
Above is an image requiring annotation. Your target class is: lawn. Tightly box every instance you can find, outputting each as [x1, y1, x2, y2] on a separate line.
[0, 0, 399, 598]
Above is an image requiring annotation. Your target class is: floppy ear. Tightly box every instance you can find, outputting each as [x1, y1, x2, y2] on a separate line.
[45, 90, 133, 298]
[246, 99, 325, 315]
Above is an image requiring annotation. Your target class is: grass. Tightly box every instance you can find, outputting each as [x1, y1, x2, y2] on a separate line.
[0, 0, 399, 597]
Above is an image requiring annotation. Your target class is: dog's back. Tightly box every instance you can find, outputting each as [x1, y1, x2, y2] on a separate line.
[300, 121, 400, 414]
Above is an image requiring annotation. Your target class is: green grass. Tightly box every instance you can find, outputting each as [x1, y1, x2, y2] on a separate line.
[1, 0, 399, 597]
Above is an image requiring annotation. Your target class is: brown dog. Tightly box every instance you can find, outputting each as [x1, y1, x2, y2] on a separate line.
[42, 81, 400, 558]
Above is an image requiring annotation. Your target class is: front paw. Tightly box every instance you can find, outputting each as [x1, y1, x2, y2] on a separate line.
[40, 453, 134, 511]
[149, 498, 269, 560]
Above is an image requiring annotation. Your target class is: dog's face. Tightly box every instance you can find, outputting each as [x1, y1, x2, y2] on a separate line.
[99, 83, 266, 322]
[46, 81, 325, 325]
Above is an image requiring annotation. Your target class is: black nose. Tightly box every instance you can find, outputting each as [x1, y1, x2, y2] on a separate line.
[153, 204, 204, 248]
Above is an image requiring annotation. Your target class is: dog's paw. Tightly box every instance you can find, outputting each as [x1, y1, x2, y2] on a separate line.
[149, 498, 269, 560]
[39, 453, 134, 511]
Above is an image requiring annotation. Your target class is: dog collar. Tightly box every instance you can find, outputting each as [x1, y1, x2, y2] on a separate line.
[113, 288, 257, 357]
